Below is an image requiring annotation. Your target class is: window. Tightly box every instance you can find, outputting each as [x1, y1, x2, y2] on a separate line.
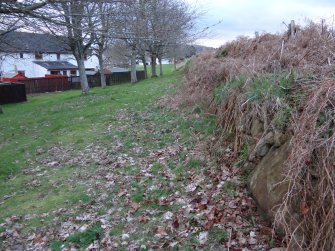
[57, 53, 61, 60]
[70, 70, 77, 76]
[62, 70, 67, 76]
[50, 70, 60, 75]
[20, 53, 24, 59]
[35, 52, 43, 60]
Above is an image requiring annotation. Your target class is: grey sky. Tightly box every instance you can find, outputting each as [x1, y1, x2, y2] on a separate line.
[187, 0, 335, 47]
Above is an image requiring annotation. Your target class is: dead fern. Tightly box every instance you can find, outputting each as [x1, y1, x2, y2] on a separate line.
[275, 78, 335, 251]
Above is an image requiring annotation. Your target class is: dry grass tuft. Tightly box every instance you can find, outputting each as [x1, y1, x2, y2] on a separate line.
[275, 78, 335, 251]
[180, 21, 335, 108]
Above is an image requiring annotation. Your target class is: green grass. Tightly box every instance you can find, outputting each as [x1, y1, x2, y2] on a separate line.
[0, 65, 181, 224]
[66, 223, 103, 248]
[223, 180, 238, 198]
[235, 143, 249, 167]
[208, 227, 229, 243]
[188, 159, 204, 170]
[0, 64, 239, 249]
[0, 65, 178, 180]
[136, 63, 174, 78]
[51, 223, 103, 250]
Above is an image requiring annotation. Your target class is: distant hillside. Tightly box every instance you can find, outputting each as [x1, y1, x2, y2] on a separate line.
[193, 44, 215, 54]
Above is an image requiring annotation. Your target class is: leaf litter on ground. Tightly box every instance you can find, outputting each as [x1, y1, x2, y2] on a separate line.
[0, 100, 282, 251]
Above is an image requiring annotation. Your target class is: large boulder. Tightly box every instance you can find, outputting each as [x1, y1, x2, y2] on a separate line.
[249, 141, 290, 220]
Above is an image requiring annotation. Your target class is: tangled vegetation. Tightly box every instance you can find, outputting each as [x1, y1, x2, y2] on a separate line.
[179, 21, 335, 250]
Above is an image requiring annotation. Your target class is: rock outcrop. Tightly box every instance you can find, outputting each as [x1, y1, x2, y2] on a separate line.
[249, 141, 290, 219]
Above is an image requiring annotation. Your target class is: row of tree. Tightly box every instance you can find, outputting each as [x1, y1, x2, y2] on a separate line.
[0, 0, 197, 93]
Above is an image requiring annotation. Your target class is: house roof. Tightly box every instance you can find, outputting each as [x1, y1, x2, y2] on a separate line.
[33, 61, 77, 70]
[86, 70, 98, 76]
[1, 72, 19, 78]
[0, 31, 71, 54]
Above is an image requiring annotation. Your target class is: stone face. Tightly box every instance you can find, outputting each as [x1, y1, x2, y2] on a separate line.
[249, 141, 290, 219]
[250, 119, 264, 138]
[257, 144, 271, 157]
[249, 131, 275, 160]
[263, 131, 275, 145]
[273, 131, 290, 147]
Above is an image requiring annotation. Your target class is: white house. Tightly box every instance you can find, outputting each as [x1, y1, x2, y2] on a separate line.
[0, 31, 99, 78]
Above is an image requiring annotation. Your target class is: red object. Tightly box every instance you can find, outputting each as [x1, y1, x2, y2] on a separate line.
[1, 72, 28, 82]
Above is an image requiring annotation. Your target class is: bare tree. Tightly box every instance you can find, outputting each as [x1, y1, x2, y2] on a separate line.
[166, 44, 196, 70]
[93, 1, 117, 88]
[144, 0, 196, 77]
[105, 0, 196, 79]
[40, 1, 99, 94]
[112, 1, 143, 83]
[61, 1, 97, 94]
[0, 1, 49, 15]
[104, 41, 131, 68]
[0, 0, 51, 35]
[0, 0, 53, 113]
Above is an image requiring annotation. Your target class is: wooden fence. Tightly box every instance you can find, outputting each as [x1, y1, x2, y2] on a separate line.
[68, 71, 146, 89]
[18, 77, 70, 94]
[108, 71, 146, 85]
[15, 71, 146, 94]
[0, 83, 27, 104]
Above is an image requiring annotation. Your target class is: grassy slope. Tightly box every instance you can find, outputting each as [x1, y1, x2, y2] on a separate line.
[0, 65, 177, 212]
[0, 65, 273, 250]
[0, 65, 230, 250]
[0, 65, 174, 179]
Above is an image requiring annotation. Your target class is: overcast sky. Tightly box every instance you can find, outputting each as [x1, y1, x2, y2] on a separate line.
[186, 0, 335, 48]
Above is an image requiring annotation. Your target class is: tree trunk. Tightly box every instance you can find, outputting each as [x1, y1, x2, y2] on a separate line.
[0, 106, 3, 114]
[151, 54, 157, 78]
[131, 47, 138, 83]
[141, 57, 147, 79]
[77, 58, 90, 94]
[159, 56, 163, 76]
[98, 51, 106, 88]
[173, 56, 177, 71]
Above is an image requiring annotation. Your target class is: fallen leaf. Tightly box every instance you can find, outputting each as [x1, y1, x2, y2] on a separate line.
[129, 202, 140, 213]
[198, 231, 208, 245]
[300, 201, 309, 215]
[172, 217, 179, 229]
[186, 183, 197, 192]
[121, 233, 130, 240]
[228, 201, 238, 209]
[156, 226, 168, 236]
[163, 211, 173, 221]
[117, 190, 126, 197]
[139, 215, 150, 223]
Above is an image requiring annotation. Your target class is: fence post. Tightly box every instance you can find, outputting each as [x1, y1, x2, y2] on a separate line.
[290, 20, 295, 37]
